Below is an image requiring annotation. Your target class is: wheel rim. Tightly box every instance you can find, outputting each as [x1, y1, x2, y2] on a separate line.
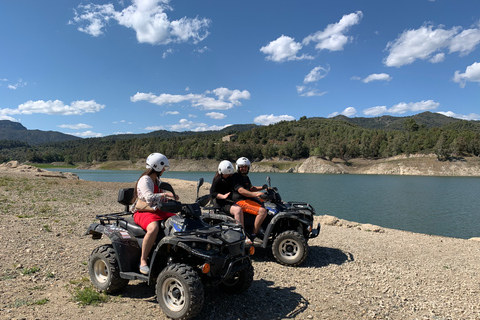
[162, 278, 186, 312]
[279, 238, 300, 261]
[93, 259, 109, 284]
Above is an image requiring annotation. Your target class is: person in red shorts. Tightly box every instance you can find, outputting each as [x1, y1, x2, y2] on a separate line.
[133, 153, 178, 275]
[232, 157, 267, 245]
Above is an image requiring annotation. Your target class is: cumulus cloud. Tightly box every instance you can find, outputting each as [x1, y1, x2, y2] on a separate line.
[328, 107, 357, 118]
[0, 100, 105, 117]
[303, 11, 363, 51]
[362, 73, 392, 83]
[165, 111, 180, 115]
[384, 22, 480, 67]
[304, 66, 330, 83]
[206, 112, 226, 120]
[363, 100, 439, 116]
[58, 123, 93, 130]
[254, 114, 295, 125]
[146, 118, 230, 132]
[437, 111, 480, 120]
[131, 87, 250, 110]
[71, 131, 103, 138]
[70, 0, 210, 46]
[453, 61, 480, 88]
[260, 35, 314, 62]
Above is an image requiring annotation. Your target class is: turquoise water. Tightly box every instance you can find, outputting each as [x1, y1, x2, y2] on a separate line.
[48, 168, 480, 239]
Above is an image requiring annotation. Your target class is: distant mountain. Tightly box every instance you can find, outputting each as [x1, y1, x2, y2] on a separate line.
[328, 111, 476, 130]
[0, 120, 82, 145]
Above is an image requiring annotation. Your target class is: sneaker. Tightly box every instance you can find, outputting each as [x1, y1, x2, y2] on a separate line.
[245, 238, 253, 246]
[139, 265, 149, 275]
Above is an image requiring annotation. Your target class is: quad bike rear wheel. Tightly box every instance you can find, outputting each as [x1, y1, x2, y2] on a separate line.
[156, 263, 204, 320]
[218, 262, 254, 294]
[272, 230, 308, 267]
[88, 244, 129, 293]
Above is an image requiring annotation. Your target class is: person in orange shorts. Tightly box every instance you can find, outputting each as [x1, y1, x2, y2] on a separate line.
[232, 157, 268, 245]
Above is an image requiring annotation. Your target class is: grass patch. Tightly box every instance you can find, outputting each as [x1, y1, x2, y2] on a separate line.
[22, 266, 40, 275]
[32, 164, 77, 169]
[72, 286, 109, 306]
[11, 298, 49, 308]
[42, 225, 52, 232]
[1, 270, 17, 280]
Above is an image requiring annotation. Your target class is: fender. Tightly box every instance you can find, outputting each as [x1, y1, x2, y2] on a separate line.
[260, 212, 313, 247]
[85, 222, 141, 274]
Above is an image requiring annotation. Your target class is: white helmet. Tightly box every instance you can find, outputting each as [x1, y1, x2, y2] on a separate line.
[236, 157, 251, 171]
[218, 160, 235, 175]
[146, 153, 170, 172]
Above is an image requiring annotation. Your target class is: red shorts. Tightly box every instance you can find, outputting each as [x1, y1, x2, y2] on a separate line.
[236, 199, 263, 215]
[134, 210, 175, 230]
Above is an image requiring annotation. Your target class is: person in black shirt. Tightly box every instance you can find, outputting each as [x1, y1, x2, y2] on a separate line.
[232, 157, 267, 244]
[210, 160, 244, 227]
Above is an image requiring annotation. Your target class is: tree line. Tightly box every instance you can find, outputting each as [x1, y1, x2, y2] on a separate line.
[1, 117, 480, 164]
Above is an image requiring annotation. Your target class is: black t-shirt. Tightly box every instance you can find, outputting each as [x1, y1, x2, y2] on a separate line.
[231, 172, 252, 202]
[210, 175, 234, 207]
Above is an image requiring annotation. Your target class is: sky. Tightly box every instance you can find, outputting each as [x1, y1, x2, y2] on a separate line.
[1, 0, 480, 138]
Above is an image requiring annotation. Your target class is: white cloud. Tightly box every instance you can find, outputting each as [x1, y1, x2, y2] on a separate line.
[7, 79, 27, 90]
[0, 115, 18, 121]
[165, 111, 180, 115]
[0, 100, 105, 117]
[296, 86, 327, 97]
[363, 106, 388, 116]
[453, 61, 480, 88]
[362, 73, 392, 83]
[384, 22, 480, 67]
[254, 114, 295, 125]
[362, 100, 439, 116]
[429, 53, 445, 63]
[71, 130, 103, 138]
[304, 66, 330, 83]
[131, 87, 250, 110]
[437, 111, 480, 120]
[70, 0, 210, 46]
[150, 118, 229, 132]
[260, 35, 314, 62]
[206, 112, 226, 120]
[303, 11, 363, 51]
[342, 107, 357, 117]
[58, 123, 93, 130]
[328, 107, 357, 117]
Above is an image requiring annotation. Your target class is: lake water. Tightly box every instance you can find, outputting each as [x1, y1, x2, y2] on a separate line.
[48, 168, 480, 239]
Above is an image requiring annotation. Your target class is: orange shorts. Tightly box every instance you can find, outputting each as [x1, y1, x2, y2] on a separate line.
[236, 199, 263, 215]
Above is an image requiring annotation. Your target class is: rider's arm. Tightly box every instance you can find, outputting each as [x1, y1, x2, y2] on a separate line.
[237, 186, 263, 198]
[137, 176, 167, 208]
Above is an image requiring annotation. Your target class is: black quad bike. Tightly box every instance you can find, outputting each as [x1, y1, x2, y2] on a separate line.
[201, 176, 320, 267]
[85, 179, 254, 320]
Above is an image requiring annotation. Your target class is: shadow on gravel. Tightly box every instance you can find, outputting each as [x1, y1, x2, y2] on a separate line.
[302, 246, 354, 268]
[250, 245, 353, 268]
[197, 279, 308, 320]
[115, 278, 308, 320]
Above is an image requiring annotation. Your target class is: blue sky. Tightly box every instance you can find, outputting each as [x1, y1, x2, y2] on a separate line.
[1, 0, 480, 138]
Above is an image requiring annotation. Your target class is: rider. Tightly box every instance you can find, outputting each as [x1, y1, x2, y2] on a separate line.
[133, 153, 178, 275]
[232, 157, 267, 245]
[210, 160, 244, 227]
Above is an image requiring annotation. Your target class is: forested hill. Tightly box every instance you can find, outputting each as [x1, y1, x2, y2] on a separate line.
[0, 120, 81, 145]
[1, 112, 480, 164]
[328, 111, 470, 130]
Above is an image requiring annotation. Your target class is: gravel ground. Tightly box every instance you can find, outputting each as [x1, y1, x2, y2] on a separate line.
[1, 169, 479, 320]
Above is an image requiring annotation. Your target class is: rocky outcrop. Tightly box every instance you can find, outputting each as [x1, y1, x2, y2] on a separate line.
[0, 161, 79, 179]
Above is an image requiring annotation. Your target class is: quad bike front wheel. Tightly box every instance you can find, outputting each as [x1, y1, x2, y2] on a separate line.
[218, 262, 254, 294]
[272, 230, 308, 267]
[88, 244, 129, 293]
[156, 263, 204, 320]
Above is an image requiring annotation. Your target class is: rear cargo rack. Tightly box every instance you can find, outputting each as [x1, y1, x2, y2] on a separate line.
[95, 212, 133, 225]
